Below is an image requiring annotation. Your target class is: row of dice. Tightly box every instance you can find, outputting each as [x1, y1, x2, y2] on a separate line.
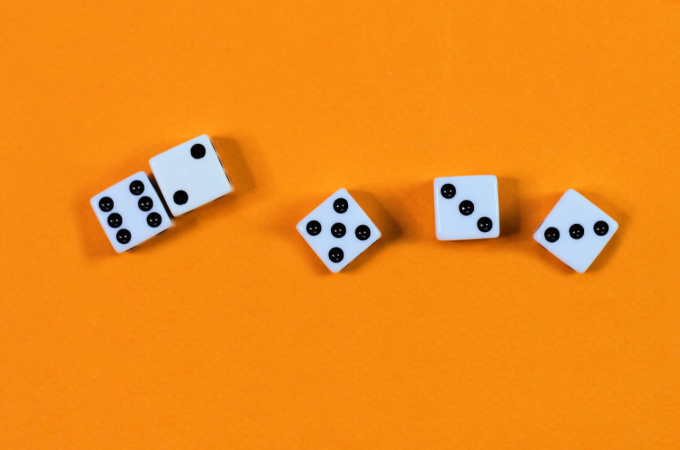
[92, 142, 618, 273]
[298, 176, 618, 273]
[90, 135, 233, 252]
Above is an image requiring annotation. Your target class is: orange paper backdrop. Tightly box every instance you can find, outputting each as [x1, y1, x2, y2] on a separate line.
[1, 1, 680, 448]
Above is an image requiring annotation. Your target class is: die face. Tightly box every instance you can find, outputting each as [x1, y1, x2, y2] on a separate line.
[533, 189, 618, 273]
[90, 172, 173, 253]
[149, 135, 233, 216]
[296, 188, 381, 273]
[434, 175, 500, 240]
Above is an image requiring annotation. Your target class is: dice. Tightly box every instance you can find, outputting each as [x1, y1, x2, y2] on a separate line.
[434, 175, 500, 240]
[90, 172, 173, 252]
[534, 189, 618, 273]
[149, 135, 233, 216]
[297, 189, 381, 273]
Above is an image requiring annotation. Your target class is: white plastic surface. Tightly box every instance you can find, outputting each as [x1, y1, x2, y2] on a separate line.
[533, 189, 618, 273]
[149, 135, 232, 216]
[434, 175, 500, 240]
[296, 188, 381, 273]
[90, 172, 173, 253]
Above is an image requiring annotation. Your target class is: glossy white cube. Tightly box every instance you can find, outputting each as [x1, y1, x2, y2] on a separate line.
[434, 175, 500, 240]
[149, 135, 233, 216]
[91, 172, 173, 253]
[297, 189, 381, 273]
[534, 189, 618, 273]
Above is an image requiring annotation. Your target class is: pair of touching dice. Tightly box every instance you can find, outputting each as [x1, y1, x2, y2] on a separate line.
[299, 176, 618, 273]
[91, 135, 232, 252]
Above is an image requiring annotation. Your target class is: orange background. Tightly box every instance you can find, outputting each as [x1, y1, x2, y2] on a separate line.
[1, 1, 680, 448]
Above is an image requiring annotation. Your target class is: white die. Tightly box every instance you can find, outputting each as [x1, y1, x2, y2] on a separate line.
[90, 172, 173, 253]
[434, 175, 500, 240]
[534, 189, 619, 273]
[296, 189, 382, 273]
[149, 135, 233, 216]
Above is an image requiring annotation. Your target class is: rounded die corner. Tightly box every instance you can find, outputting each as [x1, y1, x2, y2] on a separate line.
[148, 155, 160, 169]
[327, 265, 344, 274]
[435, 229, 452, 241]
[112, 246, 128, 255]
[561, 188, 585, 202]
[610, 221, 620, 235]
